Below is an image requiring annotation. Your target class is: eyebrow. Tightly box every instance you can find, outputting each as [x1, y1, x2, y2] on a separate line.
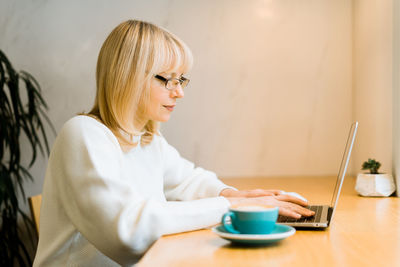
[160, 72, 184, 77]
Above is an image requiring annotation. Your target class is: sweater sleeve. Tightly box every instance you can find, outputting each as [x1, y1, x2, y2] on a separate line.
[159, 136, 236, 201]
[52, 118, 230, 266]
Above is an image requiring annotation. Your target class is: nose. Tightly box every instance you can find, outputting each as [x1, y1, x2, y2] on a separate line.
[170, 84, 184, 98]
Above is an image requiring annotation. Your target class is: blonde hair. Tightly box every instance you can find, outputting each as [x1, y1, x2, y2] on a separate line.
[87, 20, 193, 146]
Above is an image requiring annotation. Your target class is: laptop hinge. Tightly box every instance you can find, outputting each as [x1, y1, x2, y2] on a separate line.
[327, 207, 333, 225]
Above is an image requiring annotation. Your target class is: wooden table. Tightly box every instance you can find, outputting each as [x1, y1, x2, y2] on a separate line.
[138, 177, 400, 267]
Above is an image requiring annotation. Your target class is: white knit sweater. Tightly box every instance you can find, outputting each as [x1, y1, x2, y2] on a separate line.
[33, 116, 232, 267]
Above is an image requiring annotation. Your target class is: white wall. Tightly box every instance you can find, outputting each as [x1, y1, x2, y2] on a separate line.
[0, 0, 392, 205]
[353, 0, 393, 176]
[393, 0, 400, 195]
[165, 0, 353, 177]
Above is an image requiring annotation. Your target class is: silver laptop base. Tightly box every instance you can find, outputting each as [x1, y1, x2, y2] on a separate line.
[278, 205, 331, 228]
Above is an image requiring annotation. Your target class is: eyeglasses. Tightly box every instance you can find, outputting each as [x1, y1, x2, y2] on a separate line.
[154, 75, 190, 91]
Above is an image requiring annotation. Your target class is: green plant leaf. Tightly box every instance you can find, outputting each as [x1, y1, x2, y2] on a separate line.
[0, 49, 54, 266]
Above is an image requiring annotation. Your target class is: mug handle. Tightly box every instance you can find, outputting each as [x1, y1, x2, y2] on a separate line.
[221, 211, 240, 234]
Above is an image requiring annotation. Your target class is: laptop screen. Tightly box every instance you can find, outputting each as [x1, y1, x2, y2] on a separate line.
[330, 122, 358, 209]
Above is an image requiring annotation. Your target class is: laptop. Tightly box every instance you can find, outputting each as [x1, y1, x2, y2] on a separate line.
[277, 121, 358, 228]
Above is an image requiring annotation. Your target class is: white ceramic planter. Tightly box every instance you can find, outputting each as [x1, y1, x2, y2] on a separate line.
[355, 173, 396, 197]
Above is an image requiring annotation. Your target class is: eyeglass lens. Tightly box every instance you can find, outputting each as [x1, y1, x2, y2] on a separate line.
[167, 79, 189, 90]
[154, 75, 189, 90]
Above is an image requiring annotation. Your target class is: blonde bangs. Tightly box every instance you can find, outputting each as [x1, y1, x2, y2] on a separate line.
[151, 32, 193, 75]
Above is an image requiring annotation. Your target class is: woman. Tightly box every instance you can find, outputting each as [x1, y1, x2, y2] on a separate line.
[33, 20, 314, 266]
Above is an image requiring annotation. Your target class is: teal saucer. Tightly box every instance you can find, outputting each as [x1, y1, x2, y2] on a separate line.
[212, 223, 295, 245]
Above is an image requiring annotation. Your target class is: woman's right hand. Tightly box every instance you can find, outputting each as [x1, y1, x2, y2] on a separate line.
[226, 195, 315, 219]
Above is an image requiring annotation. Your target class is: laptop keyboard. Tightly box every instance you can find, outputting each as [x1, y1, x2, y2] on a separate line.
[278, 205, 323, 223]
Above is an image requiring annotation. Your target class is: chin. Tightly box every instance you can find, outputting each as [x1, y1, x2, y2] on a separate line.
[157, 115, 171, 122]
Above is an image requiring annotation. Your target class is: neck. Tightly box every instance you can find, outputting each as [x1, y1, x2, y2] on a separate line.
[133, 116, 149, 134]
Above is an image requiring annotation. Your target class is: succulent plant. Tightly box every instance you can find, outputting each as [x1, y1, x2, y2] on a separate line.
[361, 158, 381, 174]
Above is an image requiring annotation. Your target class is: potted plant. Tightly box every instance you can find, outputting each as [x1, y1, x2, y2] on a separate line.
[0, 49, 54, 266]
[355, 158, 396, 197]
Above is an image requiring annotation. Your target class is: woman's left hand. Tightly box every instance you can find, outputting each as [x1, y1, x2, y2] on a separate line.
[220, 188, 282, 198]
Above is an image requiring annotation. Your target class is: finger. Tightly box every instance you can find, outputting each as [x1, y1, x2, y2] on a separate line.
[245, 189, 282, 197]
[276, 194, 309, 206]
[287, 204, 315, 217]
[265, 190, 282, 196]
[241, 189, 272, 197]
[278, 207, 302, 219]
[270, 197, 314, 216]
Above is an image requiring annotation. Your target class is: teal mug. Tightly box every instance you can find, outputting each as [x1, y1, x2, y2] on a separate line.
[221, 205, 279, 234]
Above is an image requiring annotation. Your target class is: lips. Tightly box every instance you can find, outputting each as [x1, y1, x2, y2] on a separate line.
[163, 105, 175, 111]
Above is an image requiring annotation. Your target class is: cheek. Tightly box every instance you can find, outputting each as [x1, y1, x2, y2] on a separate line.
[154, 90, 169, 104]
[151, 95, 162, 110]
[148, 100, 159, 117]
[149, 91, 167, 115]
